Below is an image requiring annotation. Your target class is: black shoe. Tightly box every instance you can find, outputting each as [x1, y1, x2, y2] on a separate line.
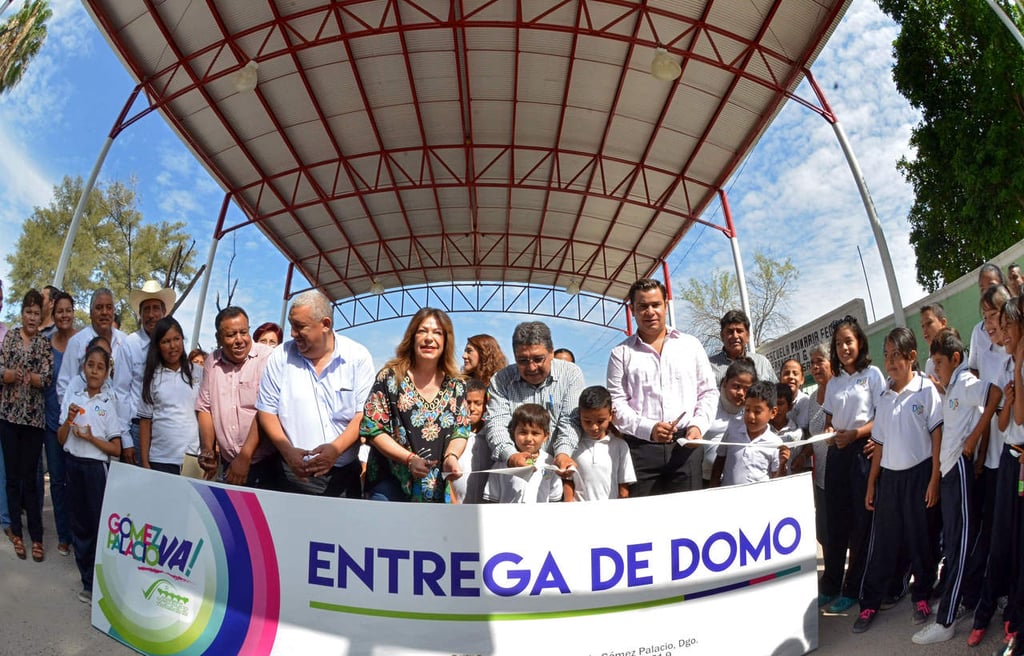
[853, 608, 877, 633]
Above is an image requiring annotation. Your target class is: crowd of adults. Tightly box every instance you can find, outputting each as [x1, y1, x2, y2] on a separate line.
[6, 275, 819, 599]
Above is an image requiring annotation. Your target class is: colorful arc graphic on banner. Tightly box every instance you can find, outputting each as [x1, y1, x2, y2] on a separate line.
[95, 484, 281, 654]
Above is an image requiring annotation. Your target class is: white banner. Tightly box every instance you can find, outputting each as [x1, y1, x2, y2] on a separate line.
[93, 463, 819, 655]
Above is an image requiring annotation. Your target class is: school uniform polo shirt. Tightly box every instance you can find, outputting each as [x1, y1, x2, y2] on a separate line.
[57, 325, 134, 447]
[571, 435, 637, 501]
[137, 364, 202, 465]
[873, 373, 943, 471]
[1003, 361, 1024, 448]
[822, 365, 886, 431]
[985, 353, 1014, 469]
[967, 320, 991, 373]
[61, 388, 120, 461]
[940, 364, 987, 476]
[720, 424, 782, 486]
[978, 339, 1010, 390]
[702, 402, 742, 480]
[482, 451, 563, 503]
[791, 391, 811, 434]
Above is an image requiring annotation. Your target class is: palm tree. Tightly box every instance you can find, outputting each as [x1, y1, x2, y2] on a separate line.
[0, 0, 51, 95]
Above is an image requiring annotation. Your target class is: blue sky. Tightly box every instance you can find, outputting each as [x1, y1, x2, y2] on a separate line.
[0, 0, 927, 386]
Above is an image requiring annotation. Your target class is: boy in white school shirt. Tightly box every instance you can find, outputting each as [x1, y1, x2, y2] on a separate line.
[483, 403, 563, 503]
[710, 381, 789, 487]
[566, 386, 636, 501]
[913, 330, 986, 645]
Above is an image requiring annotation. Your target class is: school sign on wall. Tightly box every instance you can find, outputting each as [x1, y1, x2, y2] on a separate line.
[93, 463, 818, 655]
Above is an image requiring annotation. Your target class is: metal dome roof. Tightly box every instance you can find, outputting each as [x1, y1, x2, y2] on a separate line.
[83, 0, 851, 319]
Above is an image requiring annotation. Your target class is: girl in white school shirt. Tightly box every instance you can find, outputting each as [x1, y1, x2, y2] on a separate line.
[852, 327, 943, 635]
[58, 345, 121, 603]
[818, 316, 886, 614]
[138, 317, 201, 474]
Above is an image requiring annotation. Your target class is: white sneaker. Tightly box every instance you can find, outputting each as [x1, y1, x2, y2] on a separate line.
[77, 589, 92, 604]
[912, 621, 955, 645]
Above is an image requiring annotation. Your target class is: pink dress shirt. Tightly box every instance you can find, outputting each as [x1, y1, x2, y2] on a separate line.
[195, 341, 275, 463]
[606, 327, 719, 441]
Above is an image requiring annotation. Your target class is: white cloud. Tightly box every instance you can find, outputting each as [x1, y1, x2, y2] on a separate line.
[671, 0, 929, 338]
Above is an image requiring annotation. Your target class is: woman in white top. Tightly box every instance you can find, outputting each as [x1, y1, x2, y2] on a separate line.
[138, 317, 201, 474]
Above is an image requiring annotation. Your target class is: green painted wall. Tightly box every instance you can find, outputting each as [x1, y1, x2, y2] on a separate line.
[865, 284, 982, 371]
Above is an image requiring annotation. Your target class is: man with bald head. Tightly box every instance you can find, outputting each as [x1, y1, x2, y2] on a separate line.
[257, 290, 375, 496]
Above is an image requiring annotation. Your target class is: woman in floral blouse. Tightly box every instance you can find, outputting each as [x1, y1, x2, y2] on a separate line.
[361, 308, 471, 502]
[0, 289, 54, 561]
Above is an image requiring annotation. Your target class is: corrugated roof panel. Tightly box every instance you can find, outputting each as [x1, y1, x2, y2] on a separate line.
[306, 62, 365, 117]
[703, 0, 774, 41]
[356, 56, 415, 108]
[514, 104, 563, 148]
[325, 111, 379, 154]
[574, 34, 631, 67]
[373, 104, 423, 148]
[408, 52, 459, 103]
[84, 0, 852, 309]
[419, 101, 465, 145]
[471, 100, 514, 144]
[467, 51, 515, 101]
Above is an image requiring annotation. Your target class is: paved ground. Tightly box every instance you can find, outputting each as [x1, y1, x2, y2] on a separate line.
[0, 494, 1013, 655]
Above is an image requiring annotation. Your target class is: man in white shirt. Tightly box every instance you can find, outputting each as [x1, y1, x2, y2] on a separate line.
[56, 288, 135, 462]
[606, 278, 719, 495]
[257, 290, 375, 497]
[124, 280, 176, 464]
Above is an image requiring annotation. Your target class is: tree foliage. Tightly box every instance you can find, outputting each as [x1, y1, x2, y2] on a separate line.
[877, 0, 1024, 291]
[678, 251, 799, 350]
[0, 0, 50, 95]
[5, 176, 197, 332]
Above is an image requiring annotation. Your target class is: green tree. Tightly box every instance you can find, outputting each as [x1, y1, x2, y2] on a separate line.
[876, 0, 1024, 291]
[5, 175, 197, 332]
[0, 0, 51, 94]
[678, 251, 799, 350]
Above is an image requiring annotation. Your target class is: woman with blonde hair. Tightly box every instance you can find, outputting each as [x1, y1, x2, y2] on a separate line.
[361, 308, 472, 502]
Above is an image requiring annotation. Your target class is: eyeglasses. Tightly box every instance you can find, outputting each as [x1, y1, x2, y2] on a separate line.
[515, 355, 548, 367]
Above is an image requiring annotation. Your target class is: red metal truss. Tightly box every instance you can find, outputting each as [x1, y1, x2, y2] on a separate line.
[315, 281, 630, 332]
[83, 0, 852, 326]
[216, 144, 723, 232]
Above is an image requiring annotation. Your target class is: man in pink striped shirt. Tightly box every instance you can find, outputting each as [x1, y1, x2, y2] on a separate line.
[606, 278, 719, 495]
[196, 306, 277, 487]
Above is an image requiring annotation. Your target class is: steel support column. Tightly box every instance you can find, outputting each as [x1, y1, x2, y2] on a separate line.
[662, 261, 675, 329]
[805, 69, 905, 328]
[190, 195, 231, 350]
[719, 189, 754, 348]
[53, 85, 144, 288]
[984, 0, 1024, 52]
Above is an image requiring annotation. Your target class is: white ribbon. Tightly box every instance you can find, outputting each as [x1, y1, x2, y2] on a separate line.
[678, 432, 835, 450]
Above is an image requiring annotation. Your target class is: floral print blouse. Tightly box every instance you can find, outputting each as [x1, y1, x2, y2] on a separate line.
[0, 327, 54, 429]
[361, 368, 471, 502]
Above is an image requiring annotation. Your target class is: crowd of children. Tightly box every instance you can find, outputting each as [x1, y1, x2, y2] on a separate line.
[799, 263, 1024, 656]
[14, 263, 1024, 656]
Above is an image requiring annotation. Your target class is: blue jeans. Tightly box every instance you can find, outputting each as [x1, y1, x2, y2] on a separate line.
[37, 428, 71, 544]
[367, 477, 407, 501]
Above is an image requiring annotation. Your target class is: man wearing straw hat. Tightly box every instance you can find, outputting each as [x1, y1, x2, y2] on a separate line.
[124, 280, 176, 464]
